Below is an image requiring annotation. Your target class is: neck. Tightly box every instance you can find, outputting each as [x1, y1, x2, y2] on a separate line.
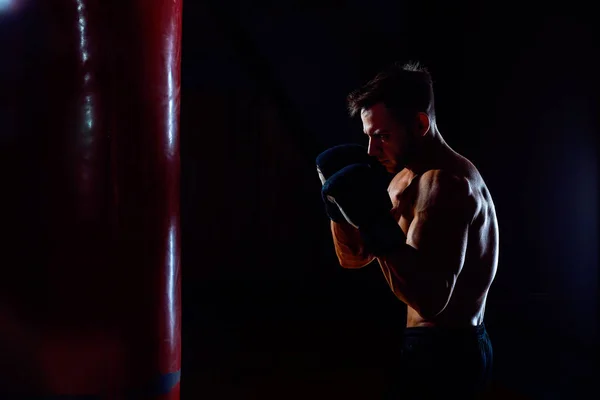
[405, 127, 449, 176]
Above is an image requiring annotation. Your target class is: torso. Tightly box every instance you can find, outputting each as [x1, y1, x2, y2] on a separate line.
[384, 150, 499, 328]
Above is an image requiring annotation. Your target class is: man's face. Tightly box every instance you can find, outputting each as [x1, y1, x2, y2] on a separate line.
[361, 103, 414, 174]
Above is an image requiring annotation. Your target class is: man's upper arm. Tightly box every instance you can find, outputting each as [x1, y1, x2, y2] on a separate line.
[406, 170, 476, 315]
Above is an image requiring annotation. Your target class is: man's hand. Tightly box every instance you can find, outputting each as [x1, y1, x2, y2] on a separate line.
[321, 163, 389, 227]
[322, 163, 402, 255]
[315, 144, 373, 222]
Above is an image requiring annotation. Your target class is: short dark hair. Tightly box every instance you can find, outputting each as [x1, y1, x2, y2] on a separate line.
[347, 61, 436, 124]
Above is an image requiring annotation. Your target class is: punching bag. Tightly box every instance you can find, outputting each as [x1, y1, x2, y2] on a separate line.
[0, 0, 182, 398]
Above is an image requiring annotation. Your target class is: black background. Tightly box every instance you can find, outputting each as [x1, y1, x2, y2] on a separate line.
[180, 1, 597, 398]
[1, 0, 596, 398]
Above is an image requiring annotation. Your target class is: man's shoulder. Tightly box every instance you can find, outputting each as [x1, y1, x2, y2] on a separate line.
[417, 169, 471, 193]
[414, 169, 479, 217]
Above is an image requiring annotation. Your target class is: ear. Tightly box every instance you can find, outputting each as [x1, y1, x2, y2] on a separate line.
[417, 112, 431, 136]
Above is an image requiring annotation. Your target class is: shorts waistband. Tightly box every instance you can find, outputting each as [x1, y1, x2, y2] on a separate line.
[403, 323, 487, 339]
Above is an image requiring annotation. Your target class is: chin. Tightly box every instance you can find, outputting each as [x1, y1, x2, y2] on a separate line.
[385, 164, 398, 174]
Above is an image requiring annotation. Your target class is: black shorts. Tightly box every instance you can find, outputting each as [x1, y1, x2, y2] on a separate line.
[386, 323, 493, 399]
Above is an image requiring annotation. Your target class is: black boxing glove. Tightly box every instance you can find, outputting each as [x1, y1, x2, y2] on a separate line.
[322, 162, 404, 256]
[315, 144, 374, 222]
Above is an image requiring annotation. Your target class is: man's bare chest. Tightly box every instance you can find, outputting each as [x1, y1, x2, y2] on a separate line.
[388, 173, 420, 235]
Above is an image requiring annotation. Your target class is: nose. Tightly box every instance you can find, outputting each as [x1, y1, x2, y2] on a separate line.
[367, 138, 378, 157]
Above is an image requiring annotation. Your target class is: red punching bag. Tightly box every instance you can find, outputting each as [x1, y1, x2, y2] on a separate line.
[0, 0, 182, 398]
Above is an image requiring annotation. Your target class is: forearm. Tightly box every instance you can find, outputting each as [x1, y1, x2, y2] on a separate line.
[377, 245, 421, 308]
[357, 213, 444, 316]
[378, 246, 450, 318]
[331, 221, 375, 268]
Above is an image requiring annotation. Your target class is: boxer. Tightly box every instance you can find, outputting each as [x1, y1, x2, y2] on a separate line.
[317, 62, 497, 398]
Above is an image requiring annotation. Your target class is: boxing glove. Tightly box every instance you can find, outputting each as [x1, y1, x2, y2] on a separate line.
[315, 144, 380, 222]
[322, 162, 404, 256]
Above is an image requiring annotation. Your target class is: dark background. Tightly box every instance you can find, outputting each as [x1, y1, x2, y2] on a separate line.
[180, 1, 598, 399]
[2, 0, 595, 398]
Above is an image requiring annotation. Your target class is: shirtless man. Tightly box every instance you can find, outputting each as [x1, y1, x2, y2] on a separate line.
[316, 62, 498, 398]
